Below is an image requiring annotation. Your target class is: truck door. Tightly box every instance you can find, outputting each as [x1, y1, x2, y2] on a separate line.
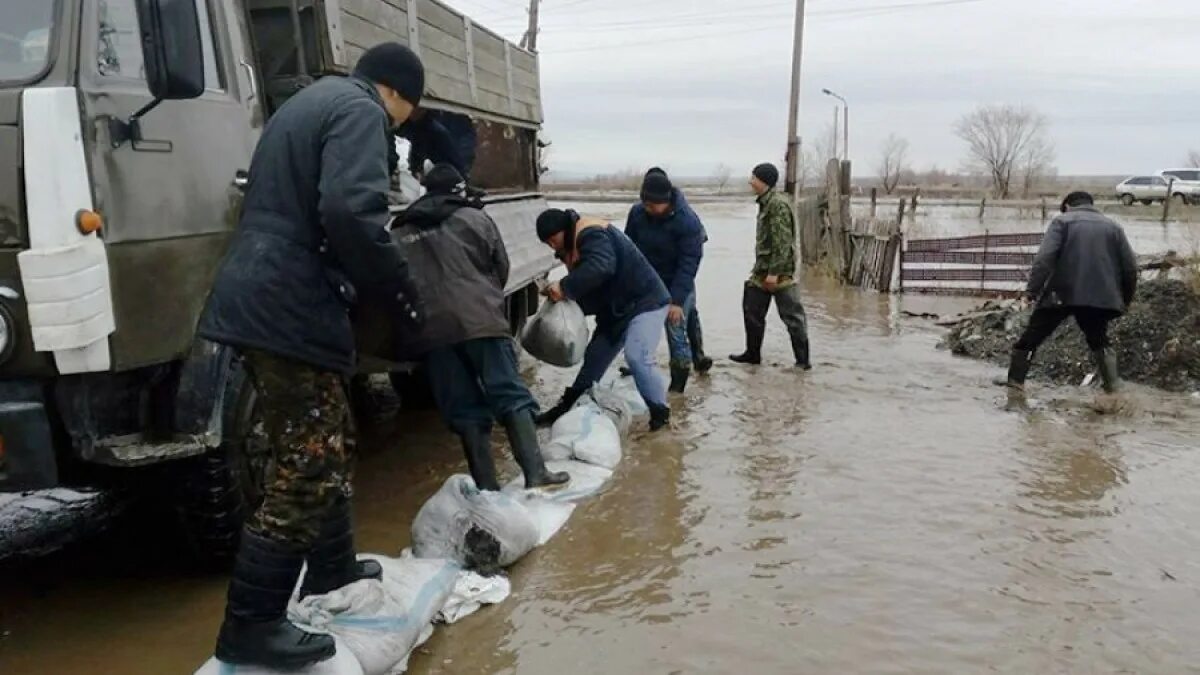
[76, 0, 262, 370]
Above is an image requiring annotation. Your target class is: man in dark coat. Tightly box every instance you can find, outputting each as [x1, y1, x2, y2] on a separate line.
[999, 191, 1138, 397]
[391, 164, 568, 491]
[534, 209, 673, 431]
[625, 169, 706, 392]
[198, 43, 425, 669]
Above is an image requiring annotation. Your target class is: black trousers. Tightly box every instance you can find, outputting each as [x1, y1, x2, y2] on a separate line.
[743, 284, 810, 358]
[1014, 306, 1119, 353]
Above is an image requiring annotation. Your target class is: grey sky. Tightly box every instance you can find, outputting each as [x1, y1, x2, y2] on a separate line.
[449, 0, 1198, 178]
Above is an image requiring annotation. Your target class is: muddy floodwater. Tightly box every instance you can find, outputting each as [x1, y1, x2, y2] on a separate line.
[3, 201, 1200, 674]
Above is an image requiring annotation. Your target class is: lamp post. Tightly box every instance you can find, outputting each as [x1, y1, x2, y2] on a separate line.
[822, 88, 848, 162]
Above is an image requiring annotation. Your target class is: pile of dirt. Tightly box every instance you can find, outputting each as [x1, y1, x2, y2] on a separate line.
[942, 279, 1200, 392]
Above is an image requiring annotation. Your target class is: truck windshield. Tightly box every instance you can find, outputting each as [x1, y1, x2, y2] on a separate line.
[0, 1, 56, 84]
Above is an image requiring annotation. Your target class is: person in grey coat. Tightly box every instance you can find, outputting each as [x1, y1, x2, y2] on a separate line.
[391, 164, 569, 491]
[999, 191, 1138, 396]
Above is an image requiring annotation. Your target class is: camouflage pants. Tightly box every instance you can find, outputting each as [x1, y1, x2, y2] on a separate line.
[242, 349, 352, 548]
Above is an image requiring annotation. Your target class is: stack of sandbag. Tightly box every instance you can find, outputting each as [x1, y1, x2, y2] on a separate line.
[196, 377, 646, 675]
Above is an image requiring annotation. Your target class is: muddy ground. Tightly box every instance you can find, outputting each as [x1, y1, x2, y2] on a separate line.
[2, 201, 1200, 673]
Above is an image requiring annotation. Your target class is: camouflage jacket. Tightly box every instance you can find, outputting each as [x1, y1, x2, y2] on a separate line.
[749, 189, 797, 289]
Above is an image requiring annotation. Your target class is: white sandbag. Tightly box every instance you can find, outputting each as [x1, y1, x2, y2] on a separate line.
[586, 387, 635, 435]
[549, 404, 622, 469]
[436, 572, 512, 624]
[502, 489, 577, 544]
[505, 460, 613, 506]
[194, 636, 365, 675]
[593, 377, 649, 417]
[289, 555, 459, 675]
[411, 475, 540, 569]
[520, 300, 589, 367]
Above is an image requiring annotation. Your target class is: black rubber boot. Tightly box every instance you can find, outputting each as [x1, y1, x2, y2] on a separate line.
[534, 386, 586, 427]
[299, 498, 382, 599]
[791, 337, 812, 371]
[998, 348, 1033, 389]
[460, 425, 501, 491]
[693, 354, 714, 374]
[668, 365, 690, 394]
[1092, 349, 1122, 393]
[215, 530, 337, 669]
[503, 410, 570, 489]
[729, 351, 761, 365]
[648, 404, 671, 432]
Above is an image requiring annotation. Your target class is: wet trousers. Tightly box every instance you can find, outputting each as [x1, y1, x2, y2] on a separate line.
[242, 349, 352, 548]
[1014, 306, 1119, 353]
[425, 337, 537, 435]
[574, 306, 670, 408]
[742, 283, 810, 361]
[687, 304, 706, 360]
[665, 293, 696, 369]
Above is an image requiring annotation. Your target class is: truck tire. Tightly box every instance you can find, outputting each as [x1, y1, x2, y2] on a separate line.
[1120, 194, 1134, 206]
[173, 356, 269, 568]
[389, 369, 437, 410]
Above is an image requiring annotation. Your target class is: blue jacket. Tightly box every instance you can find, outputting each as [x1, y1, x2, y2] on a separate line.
[561, 225, 670, 337]
[624, 188, 705, 305]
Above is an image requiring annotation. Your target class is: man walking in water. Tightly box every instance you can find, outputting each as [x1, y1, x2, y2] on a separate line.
[998, 191, 1138, 399]
[730, 163, 812, 369]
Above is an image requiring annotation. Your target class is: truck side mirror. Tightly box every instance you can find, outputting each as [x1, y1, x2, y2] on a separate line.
[137, 0, 206, 100]
[108, 0, 206, 150]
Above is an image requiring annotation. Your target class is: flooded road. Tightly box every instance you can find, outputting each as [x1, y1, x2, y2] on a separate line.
[3, 200, 1200, 673]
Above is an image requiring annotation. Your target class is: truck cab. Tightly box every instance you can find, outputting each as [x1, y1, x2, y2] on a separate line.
[0, 0, 554, 562]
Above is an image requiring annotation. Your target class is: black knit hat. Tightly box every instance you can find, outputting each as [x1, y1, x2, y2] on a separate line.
[640, 172, 673, 204]
[422, 163, 465, 195]
[537, 208, 577, 242]
[645, 166, 668, 179]
[753, 163, 779, 189]
[353, 43, 425, 106]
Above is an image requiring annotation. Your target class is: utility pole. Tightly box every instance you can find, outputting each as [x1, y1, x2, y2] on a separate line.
[522, 0, 541, 52]
[784, 0, 807, 197]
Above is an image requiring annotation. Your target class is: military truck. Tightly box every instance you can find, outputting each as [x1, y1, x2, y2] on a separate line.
[0, 0, 554, 561]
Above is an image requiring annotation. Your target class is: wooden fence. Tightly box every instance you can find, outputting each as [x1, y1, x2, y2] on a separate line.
[900, 232, 1043, 297]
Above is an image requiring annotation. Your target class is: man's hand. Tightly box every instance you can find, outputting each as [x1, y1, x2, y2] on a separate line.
[543, 281, 566, 303]
[763, 275, 780, 292]
[667, 304, 685, 326]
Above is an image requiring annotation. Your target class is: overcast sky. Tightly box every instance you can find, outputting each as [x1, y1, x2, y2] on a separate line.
[448, 0, 1197, 178]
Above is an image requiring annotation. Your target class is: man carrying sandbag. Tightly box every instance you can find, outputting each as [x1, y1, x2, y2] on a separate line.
[625, 168, 707, 393]
[198, 43, 426, 669]
[535, 209, 674, 431]
[391, 164, 569, 491]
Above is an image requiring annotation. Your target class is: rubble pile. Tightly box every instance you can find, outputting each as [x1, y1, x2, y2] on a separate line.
[943, 279, 1200, 392]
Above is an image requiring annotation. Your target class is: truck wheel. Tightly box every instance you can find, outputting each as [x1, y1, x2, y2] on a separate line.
[173, 356, 269, 568]
[1140, 199, 1153, 206]
[1173, 193, 1189, 206]
[1120, 194, 1134, 206]
[390, 369, 437, 410]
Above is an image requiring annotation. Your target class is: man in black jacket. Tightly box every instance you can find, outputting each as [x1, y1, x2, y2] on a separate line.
[391, 164, 568, 491]
[198, 43, 426, 669]
[999, 191, 1138, 398]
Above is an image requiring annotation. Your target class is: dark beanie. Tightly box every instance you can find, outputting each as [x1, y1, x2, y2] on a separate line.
[645, 166, 667, 179]
[753, 163, 779, 189]
[422, 163, 465, 195]
[536, 208, 576, 242]
[353, 43, 425, 106]
[640, 172, 673, 204]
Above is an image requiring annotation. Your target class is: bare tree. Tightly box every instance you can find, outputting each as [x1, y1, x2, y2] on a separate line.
[876, 134, 910, 195]
[1187, 149, 1200, 168]
[713, 163, 733, 194]
[954, 105, 1052, 199]
[797, 125, 838, 192]
[1018, 136, 1056, 198]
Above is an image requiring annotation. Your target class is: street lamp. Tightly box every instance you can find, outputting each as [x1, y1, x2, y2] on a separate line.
[822, 88, 848, 162]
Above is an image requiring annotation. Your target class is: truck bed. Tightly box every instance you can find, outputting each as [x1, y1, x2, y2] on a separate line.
[249, 0, 542, 127]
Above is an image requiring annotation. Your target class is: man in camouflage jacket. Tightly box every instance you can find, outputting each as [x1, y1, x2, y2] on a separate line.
[730, 163, 812, 369]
